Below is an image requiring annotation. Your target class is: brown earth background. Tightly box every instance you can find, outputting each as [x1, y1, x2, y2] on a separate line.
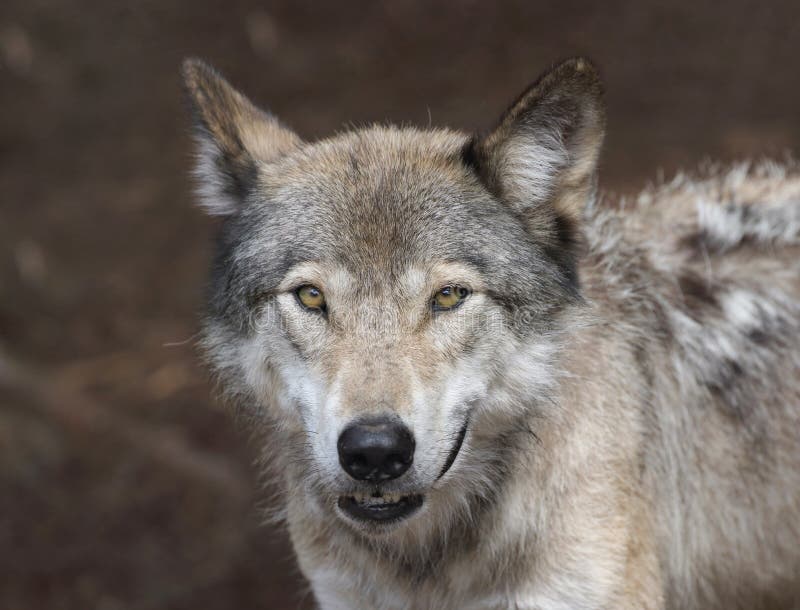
[1, 1, 799, 608]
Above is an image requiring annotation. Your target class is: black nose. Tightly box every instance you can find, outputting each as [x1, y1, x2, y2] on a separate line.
[337, 418, 415, 482]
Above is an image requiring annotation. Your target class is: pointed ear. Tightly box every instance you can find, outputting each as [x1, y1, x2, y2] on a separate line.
[181, 58, 301, 215]
[467, 58, 605, 233]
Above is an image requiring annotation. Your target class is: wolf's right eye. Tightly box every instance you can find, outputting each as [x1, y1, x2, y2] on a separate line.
[432, 285, 470, 311]
[295, 285, 327, 312]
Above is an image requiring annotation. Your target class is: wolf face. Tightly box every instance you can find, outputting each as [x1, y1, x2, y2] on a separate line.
[184, 58, 604, 536]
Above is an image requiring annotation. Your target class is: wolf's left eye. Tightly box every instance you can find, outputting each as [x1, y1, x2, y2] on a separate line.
[432, 285, 470, 311]
[296, 285, 326, 312]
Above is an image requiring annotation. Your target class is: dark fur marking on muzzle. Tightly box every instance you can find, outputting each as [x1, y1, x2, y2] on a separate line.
[437, 417, 470, 480]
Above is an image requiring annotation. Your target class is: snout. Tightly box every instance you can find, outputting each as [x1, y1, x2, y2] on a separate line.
[337, 417, 415, 482]
[335, 417, 422, 525]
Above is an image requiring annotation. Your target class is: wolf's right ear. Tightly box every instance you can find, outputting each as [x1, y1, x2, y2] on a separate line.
[182, 58, 301, 216]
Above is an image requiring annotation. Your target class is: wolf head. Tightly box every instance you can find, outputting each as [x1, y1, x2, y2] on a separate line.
[184, 58, 604, 536]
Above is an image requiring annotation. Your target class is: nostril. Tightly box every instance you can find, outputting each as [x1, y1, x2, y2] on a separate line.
[349, 455, 368, 470]
[337, 417, 415, 483]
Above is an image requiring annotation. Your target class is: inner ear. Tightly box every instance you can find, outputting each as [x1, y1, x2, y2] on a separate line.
[182, 58, 302, 215]
[468, 57, 605, 230]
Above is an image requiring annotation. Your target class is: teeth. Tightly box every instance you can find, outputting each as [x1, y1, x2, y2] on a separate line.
[349, 492, 407, 505]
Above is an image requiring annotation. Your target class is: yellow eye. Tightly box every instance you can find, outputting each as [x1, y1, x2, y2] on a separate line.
[433, 285, 470, 311]
[296, 285, 326, 311]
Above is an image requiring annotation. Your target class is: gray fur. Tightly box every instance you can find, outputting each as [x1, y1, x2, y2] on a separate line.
[185, 58, 800, 609]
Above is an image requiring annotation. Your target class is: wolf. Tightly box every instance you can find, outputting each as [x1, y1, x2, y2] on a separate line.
[182, 57, 800, 609]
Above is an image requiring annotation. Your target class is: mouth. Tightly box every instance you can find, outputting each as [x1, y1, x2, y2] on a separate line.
[337, 492, 424, 524]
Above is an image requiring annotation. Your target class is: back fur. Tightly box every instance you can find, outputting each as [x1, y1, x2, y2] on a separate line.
[579, 160, 800, 609]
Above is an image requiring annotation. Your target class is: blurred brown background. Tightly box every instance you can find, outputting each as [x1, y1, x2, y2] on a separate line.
[1, 1, 798, 608]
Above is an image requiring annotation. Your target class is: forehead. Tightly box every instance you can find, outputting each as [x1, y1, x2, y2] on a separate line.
[244, 126, 527, 273]
[277, 126, 472, 195]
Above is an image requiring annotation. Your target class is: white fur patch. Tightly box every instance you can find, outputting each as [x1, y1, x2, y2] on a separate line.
[695, 197, 800, 251]
[499, 128, 568, 210]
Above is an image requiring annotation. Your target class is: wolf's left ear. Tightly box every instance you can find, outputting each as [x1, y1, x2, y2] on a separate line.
[467, 58, 605, 233]
[182, 58, 302, 215]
